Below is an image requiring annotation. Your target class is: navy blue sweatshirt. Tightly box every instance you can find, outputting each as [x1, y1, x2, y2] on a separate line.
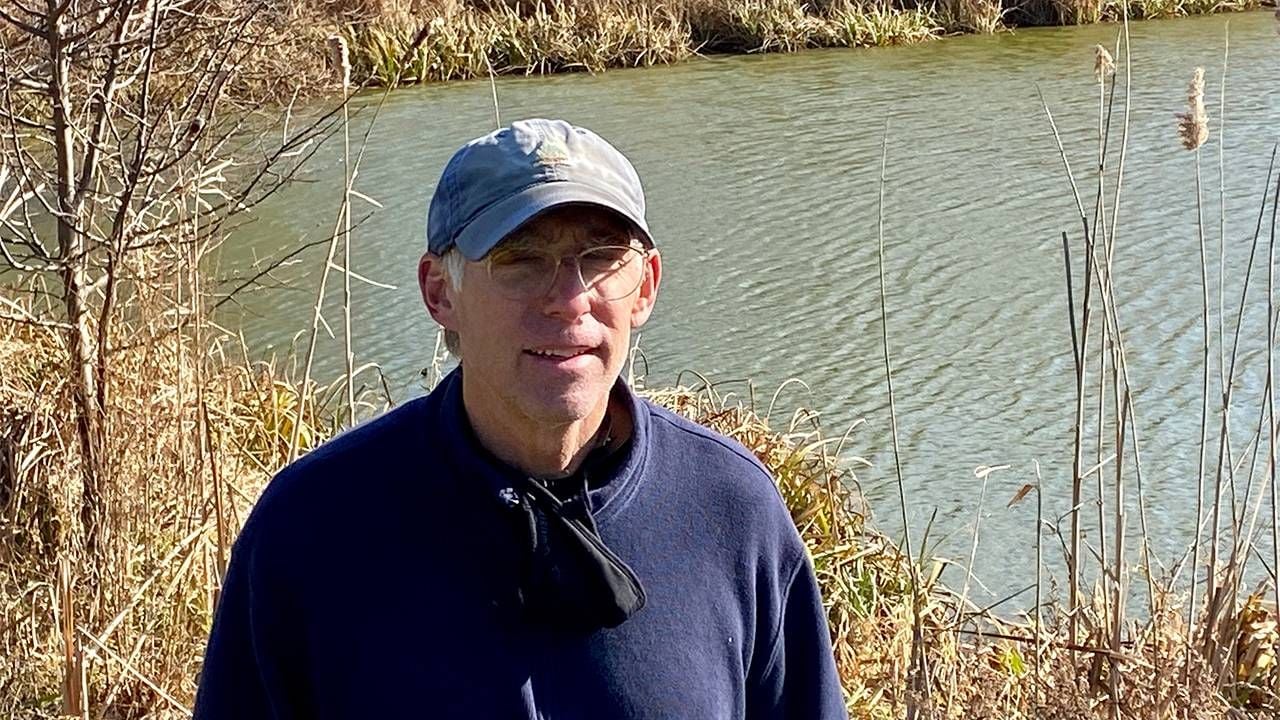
[194, 369, 846, 719]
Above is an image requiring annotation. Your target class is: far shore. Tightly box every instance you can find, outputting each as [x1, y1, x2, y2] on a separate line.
[319, 0, 1269, 89]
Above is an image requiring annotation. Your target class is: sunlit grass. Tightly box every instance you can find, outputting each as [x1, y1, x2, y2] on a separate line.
[326, 0, 1258, 88]
[342, 0, 944, 87]
[4, 289, 1278, 716]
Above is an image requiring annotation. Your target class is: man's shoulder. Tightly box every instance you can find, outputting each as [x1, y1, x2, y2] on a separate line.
[637, 397, 795, 518]
[641, 398, 772, 478]
[245, 397, 434, 534]
[283, 397, 431, 479]
[635, 396, 807, 566]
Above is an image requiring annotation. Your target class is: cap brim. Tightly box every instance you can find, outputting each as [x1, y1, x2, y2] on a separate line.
[451, 181, 653, 261]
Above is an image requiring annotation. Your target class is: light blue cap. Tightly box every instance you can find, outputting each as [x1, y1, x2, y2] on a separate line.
[427, 119, 653, 261]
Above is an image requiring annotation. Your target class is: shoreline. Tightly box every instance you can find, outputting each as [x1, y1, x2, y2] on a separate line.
[323, 1, 1268, 89]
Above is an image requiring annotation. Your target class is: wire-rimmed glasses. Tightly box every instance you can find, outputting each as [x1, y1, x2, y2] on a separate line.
[486, 244, 650, 302]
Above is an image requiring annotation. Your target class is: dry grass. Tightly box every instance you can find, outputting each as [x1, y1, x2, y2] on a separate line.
[646, 381, 1279, 718]
[336, 0, 941, 86]
[4, 131, 1280, 720]
[1, 0, 1251, 100]
[0, 294, 344, 718]
[3, 290, 1279, 717]
[1039, 0, 1258, 25]
[307, 0, 1262, 90]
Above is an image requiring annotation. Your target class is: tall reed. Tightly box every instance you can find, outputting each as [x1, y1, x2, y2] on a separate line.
[1181, 63, 1211, 671]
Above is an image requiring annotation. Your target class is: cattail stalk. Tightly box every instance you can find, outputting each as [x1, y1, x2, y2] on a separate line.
[337, 35, 357, 426]
[1094, 43, 1114, 623]
[1107, 10, 1159, 635]
[292, 29, 352, 455]
[1181, 66, 1210, 670]
[1033, 461, 1045, 708]
[1268, 147, 1280, 654]
[1215, 149, 1278, 681]
[874, 121, 929, 717]
[1204, 29, 1236, 671]
[1040, 86, 1092, 659]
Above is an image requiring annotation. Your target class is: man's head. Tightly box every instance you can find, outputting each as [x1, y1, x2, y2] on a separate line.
[418, 119, 662, 431]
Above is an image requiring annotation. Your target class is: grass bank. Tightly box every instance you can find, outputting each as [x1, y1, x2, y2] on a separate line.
[0, 0, 1265, 101]
[311, 0, 1266, 88]
[1, 306, 1276, 717]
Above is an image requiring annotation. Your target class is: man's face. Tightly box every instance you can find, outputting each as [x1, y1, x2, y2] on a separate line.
[420, 205, 661, 428]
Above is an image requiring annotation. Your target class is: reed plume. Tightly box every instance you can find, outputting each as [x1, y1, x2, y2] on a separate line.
[1177, 67, 1209, 151]
[327, 34, 352, 90]
[1093, 44, 1114, 83]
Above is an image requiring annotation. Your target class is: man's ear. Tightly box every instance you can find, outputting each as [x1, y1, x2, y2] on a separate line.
[629, 249, 662, 329]
[419, 252, 459, 330]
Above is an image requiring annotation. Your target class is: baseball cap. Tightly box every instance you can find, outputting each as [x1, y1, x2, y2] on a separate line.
[426, 119, 653, 261]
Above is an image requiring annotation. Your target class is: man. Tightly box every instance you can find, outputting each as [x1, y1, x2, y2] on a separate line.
[194, 118, 846, 719]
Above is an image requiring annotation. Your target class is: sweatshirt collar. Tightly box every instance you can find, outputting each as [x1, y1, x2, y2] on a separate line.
[431, 367, 649, 524]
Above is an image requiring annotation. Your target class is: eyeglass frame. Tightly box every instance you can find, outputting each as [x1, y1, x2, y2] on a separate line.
[482, 238, 654, 303]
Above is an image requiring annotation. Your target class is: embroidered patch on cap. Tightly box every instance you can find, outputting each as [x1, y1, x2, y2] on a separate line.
[535, 137, 571, 167]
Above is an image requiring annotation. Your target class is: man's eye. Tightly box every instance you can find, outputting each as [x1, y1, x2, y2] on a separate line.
[581, 257, 621, 275]
[584, 247, 635, 268]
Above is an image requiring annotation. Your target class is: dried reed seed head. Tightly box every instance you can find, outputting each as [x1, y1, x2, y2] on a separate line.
[1093, 44, 1114, 83]
[1185, 66, 1205, 105]
[326, 34, 352, 90]
[1175, 66, 1208, 151]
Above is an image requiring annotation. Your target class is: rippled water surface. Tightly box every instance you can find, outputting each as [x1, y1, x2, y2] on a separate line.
[222, 12, 1280, 602]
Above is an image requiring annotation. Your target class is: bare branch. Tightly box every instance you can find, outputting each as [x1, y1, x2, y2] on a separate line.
[72, 0, 142, 212]
[0, 306, 74, 331]
[0, 7, 43, 36]
[0, 237, 56, 272]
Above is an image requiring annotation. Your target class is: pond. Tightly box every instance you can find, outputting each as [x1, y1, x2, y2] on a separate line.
[220, 11, 1280, 605]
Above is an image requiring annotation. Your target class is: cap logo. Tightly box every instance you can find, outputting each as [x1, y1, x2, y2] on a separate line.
[534, 137, 571, 167]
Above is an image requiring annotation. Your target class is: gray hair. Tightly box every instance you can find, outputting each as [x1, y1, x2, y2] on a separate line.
[439, 248, 465, 357]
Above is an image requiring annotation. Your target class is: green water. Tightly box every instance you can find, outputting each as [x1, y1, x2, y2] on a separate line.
[219, 12, 1280, 603]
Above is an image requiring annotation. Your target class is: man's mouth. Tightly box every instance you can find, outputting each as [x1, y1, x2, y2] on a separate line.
[524, 346, 594, 360]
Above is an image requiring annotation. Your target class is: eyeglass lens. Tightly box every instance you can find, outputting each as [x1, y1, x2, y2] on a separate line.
[488, 245, 645, 301]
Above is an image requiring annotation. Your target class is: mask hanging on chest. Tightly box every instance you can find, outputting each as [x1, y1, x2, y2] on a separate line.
[509, 477, 647, 632]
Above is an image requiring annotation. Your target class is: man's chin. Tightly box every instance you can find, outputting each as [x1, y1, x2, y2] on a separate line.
[519, 382, 611, 424]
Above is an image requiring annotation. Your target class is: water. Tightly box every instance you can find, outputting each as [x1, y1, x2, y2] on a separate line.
[219, 12, 1280, 604]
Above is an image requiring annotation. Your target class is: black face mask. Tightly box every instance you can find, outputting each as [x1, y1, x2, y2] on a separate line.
[506, 477, 646, 632]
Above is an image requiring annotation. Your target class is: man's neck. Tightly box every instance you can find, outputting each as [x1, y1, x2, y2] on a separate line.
[462, 384, 632, 480]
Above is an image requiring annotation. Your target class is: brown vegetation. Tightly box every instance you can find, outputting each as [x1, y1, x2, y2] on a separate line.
[316, 0, 1260, 88]
[0, 0, 1262, 101]
[3, 1, 1279, 718]
[4, 305, 1280, 717]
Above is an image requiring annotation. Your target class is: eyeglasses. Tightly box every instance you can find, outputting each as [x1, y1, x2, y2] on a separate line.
[486, 244, 650, 302]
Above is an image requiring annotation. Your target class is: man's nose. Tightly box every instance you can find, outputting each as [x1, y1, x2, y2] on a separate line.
[543, 258, 592, 310]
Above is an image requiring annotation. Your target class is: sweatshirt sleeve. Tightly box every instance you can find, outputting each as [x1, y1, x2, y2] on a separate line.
[192, 528, 304, 720]
[746, 558, 848, 720]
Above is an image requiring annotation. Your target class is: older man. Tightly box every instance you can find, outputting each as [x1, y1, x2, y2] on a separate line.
[194, 119, 846, 719]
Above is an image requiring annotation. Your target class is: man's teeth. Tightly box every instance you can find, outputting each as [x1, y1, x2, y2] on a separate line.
[530, 348, 586, 358]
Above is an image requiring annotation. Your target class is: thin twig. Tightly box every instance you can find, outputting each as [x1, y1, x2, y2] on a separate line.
[340, 83, 356, 426]
[1268, 141, 1279, 628]
[873, 120, 927, 717]
[1039, 85, 1092, 659]
[1191, 146, 1210, 657]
